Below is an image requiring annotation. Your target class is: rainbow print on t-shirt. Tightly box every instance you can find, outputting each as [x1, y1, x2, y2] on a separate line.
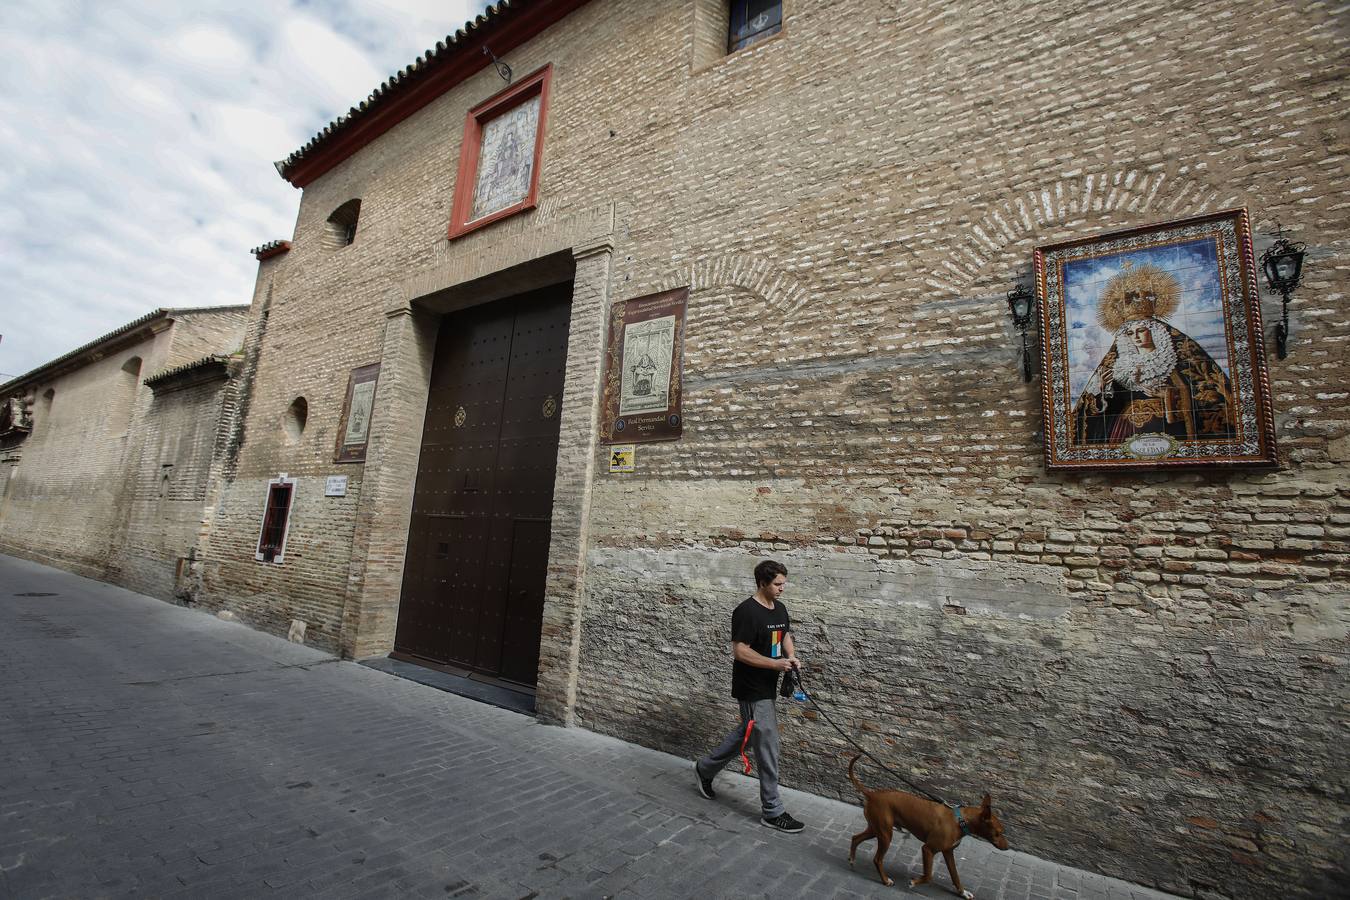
[770, 629, 783, 658]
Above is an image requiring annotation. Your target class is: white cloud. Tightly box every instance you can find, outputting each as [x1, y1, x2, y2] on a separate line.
[165, 24, 253, 72]
[276, 16, 388, 112]
[0, 0, 486, 380]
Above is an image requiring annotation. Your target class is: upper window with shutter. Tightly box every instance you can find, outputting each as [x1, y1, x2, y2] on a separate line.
[728, 0, 782, 52]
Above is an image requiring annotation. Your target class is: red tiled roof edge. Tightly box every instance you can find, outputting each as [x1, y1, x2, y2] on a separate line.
[251, 240, 292, 260]
[274, 0, 591, 188]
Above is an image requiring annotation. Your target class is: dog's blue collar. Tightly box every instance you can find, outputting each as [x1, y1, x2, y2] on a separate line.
[950, 804, 970, 837]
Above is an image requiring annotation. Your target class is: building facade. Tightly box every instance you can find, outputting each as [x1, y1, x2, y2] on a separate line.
[0, 307, 249, 597]
[5, 2, 1346, 898]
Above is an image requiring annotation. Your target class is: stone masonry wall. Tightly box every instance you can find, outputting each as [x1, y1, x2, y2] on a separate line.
[110, 370, 236, 601]
[0, 330, 174, 576]
[192, 260, 372, 653]
[0, 309, 247, 590]
[108, 308, 251, 599]
[572, 5, 1342, 896]
[211, 1, 1346, 897]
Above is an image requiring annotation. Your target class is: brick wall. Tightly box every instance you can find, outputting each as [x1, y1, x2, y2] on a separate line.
[200, 2, 1346, 897]
[111, 368, 236, 600]
[0, 309, 247, 592]
[191, 260, 374, 652]
[0, 332, 172, 575]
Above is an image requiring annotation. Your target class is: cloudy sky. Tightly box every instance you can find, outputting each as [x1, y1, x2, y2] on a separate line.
[0, 0, 488, 380]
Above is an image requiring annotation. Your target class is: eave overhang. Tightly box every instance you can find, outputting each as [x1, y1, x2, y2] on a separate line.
[0, 305, 248, 396]
[274, 0, 592, 189]
[143, 354, 236, 393]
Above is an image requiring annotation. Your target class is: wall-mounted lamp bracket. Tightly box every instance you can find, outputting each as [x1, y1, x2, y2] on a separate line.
[482, 46, 512, 83]
[1006, 283, 1036, 382]
[1259, 224, 1306, 360]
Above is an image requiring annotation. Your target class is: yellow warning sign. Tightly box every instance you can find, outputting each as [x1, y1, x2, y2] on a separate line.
[608, 445, 635, 473]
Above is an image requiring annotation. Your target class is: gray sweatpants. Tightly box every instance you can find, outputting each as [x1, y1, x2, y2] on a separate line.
[696, 698, 783, 818]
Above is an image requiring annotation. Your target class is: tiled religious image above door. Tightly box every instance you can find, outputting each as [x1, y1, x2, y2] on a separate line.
[1035, 208, 1278, 471]
[448, 65, 551, 239]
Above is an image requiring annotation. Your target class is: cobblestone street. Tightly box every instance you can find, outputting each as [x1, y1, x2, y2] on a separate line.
[0, 554, 1180, 900]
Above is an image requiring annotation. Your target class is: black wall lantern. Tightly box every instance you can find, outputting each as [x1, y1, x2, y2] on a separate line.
[1006, 283, 1035, 382]
[1259, 227, 1306, 359]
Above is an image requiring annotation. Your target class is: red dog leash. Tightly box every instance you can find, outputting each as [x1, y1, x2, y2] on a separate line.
[739, 718, 755, 774]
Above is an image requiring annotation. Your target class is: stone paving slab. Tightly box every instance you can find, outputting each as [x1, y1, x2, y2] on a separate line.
[0, 553, 1182, 899]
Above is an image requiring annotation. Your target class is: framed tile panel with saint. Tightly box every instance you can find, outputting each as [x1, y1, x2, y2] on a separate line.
[599, 288, 688, 445]
[334, 362, 380, 464]
[1034, 208, 1278, 471]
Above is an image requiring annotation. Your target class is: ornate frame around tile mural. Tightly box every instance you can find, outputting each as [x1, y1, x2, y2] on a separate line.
[1034, 208, 1278, 471]
[599, 287, 688, 445]
[334, 362, 380, 464]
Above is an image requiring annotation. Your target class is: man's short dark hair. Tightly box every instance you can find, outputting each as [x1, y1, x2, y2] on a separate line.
[754, 559, 788, 586]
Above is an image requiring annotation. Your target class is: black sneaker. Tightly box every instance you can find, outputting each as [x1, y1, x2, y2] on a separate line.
[695, 763, 716, 800]
[761, 812, 804, 833]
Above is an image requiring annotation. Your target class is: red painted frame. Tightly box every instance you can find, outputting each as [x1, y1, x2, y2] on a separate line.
[448, 64, 552, 240]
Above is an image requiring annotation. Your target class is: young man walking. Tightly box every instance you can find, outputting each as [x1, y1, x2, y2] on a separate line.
[694, 559, 804, 833]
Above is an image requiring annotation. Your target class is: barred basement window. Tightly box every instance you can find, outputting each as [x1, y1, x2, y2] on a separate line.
[255, 474, 295, 563]
[728, 0, 782, 52]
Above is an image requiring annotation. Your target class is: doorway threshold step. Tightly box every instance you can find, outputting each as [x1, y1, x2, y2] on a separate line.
[359, 656, 536, 716]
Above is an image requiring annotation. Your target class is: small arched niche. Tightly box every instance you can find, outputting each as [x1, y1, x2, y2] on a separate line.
[109, 355, 143, 434]
[283, 397, 308, 444]
[323, 199, 361, 250]
[37, 389, 55, 436]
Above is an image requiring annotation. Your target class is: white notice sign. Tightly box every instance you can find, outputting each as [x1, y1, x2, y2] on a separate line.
[325, 475, 349, 497]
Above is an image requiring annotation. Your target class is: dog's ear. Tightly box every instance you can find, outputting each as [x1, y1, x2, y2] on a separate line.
[979, 794, 992, 819]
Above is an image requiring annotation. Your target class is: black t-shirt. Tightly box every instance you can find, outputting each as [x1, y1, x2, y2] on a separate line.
[730, 595, 791, 701]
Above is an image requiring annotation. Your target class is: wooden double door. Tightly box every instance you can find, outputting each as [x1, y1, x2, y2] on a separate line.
[393, 283, 571, 686]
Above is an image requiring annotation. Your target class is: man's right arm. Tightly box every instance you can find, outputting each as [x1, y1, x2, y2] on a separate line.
[733, 641, 793, 671]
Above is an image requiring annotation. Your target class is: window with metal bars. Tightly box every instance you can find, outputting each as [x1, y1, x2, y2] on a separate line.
[255, 479, 293, 563]
[728, 0, 782, 52]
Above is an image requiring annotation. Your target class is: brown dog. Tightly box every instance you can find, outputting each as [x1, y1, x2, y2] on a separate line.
[847, 754, 1009, 897]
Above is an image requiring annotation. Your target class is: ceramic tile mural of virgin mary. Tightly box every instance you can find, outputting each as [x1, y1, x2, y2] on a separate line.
[471, 95, 541, 221]
[1035, 209, 1278, 470]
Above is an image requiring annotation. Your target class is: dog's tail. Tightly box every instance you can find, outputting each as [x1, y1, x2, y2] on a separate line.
[847, 753, 872, 797]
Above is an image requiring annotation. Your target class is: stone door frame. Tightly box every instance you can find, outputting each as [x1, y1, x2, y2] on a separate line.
[337, 204, 616, 725]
